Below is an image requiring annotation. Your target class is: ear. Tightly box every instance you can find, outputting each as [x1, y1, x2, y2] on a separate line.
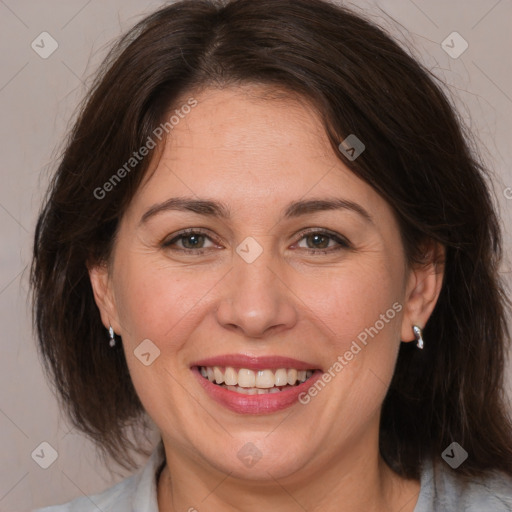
[400, 241, 445, 343]
[88, 262, 122, 335]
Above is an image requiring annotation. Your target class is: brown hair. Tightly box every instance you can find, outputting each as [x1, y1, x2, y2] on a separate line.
[31, 0, 512, 477]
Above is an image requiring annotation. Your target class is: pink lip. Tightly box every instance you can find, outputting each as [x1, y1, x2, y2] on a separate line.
[191, 366, 323, 415]
[190, 354, 320, 371]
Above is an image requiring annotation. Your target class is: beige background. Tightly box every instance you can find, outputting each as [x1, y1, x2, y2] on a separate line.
[0, 0, 511, 510]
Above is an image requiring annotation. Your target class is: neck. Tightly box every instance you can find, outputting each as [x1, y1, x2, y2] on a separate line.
[157, 428, 420, 512]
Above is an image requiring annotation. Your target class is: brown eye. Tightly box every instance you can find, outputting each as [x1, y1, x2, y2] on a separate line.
[179, 233, 207, 249]
[295, 230, 351, 253]
[304, 233, 330, 249]
[162, 229, 218, 253]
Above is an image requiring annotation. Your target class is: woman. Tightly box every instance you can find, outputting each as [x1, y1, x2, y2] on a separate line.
[31, 0, 512, 510]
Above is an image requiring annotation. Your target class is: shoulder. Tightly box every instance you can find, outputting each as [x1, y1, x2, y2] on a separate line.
[415, 457, 512, 512]
[32, 441, 165, 512]
[33, 473, 139, 512]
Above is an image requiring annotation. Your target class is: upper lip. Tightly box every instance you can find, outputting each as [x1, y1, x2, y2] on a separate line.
[191, 354, 320, 371]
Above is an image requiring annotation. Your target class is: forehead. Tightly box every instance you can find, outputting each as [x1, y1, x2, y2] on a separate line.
[131, 86, 391, 225]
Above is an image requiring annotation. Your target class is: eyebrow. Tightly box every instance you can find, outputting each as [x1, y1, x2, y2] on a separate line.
[139, 197, 374, 225]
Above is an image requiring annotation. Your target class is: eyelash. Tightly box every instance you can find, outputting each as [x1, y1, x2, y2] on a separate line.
[161, 228, 351, 255]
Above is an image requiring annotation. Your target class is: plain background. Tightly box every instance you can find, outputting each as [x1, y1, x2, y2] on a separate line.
[0, 0, 511, 509]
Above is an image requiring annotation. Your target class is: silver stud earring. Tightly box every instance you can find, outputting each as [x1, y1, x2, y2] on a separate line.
[109, 325, 116, 347]
[412, 325, 424, 349]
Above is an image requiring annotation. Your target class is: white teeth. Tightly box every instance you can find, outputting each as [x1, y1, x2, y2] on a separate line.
[238, 369, 256, 387]
[256, 369, 274, 388]
[274, 368, 288, 386]
[224, 384, 283, 394]
[199, 366, 316, 389]
[213, 367, 224, 384]
[224, 367, 237, 386]
[287, 369, 298, 386]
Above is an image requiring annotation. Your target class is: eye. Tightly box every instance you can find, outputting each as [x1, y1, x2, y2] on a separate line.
[294, 229, 351, 254]
[161, 229, 219, 253]
[161, 228, 351, 255]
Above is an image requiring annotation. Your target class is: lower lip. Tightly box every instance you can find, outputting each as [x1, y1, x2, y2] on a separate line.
[192, 367, 323, 414]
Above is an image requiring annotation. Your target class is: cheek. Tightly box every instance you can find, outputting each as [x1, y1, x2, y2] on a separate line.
[112, 252, 222, 348]
[305, 261, 403, 347]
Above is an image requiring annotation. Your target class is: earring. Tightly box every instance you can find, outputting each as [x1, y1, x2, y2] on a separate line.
[109, 325, 116, 347]
[412, 325, 424, 349]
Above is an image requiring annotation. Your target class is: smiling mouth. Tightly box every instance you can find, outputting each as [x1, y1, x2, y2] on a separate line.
[197, 366, 317, 394]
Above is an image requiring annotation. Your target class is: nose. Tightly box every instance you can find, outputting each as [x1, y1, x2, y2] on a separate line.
[215, 248, 298, 339]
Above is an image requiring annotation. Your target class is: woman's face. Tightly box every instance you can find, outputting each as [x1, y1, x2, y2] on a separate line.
[92, 85, 429, 481]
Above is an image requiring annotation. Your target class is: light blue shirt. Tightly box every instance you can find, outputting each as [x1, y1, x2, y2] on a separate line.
[34, 441, 512, 511]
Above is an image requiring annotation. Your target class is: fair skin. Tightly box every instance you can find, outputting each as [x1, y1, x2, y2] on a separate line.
[90, 85, 443, 512]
